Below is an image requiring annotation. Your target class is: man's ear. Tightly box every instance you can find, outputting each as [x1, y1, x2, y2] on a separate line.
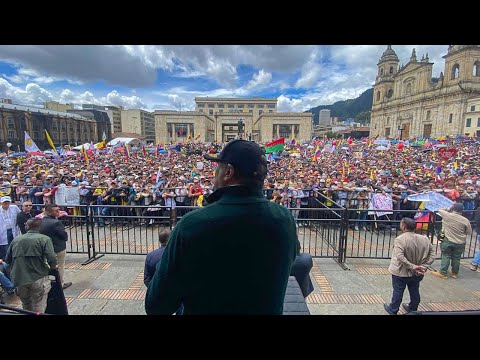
[223, 164, 235, 181]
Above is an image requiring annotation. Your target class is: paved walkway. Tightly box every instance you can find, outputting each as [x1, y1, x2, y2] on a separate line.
[4, 253, 480, 315]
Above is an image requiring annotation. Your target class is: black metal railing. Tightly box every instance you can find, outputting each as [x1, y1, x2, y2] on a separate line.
[59, 204, 478, 267]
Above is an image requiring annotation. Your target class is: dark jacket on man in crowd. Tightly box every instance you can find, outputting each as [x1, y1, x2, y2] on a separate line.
[16, 210, 39, 235]
[39, 216, 68, 253]
[144, 245, 167, 287]
[145, 185, 298, 315]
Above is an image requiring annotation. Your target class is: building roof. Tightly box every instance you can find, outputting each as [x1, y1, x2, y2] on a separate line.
[0, 103, 90, 121]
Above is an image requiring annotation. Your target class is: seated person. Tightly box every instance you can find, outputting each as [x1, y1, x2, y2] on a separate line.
[144, 228, 171, 287]
[144, 228, 184, 315]
[0, 259, 15, 295]
[290, 242, 314, 298]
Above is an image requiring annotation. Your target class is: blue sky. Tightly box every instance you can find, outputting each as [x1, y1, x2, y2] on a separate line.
[0, 45, 447, 112]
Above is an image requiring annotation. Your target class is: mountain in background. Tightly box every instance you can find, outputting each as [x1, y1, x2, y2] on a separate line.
[307, 88, 373, 125]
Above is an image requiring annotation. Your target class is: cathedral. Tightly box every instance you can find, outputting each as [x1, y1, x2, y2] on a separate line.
[370, 45, 480, 139]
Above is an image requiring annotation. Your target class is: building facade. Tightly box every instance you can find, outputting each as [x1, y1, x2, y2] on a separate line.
[120, 109, 155, 144]
[370, 45, 480, 139]
[464, 97, 480, 137]
[155, 97, 312, 144]
[0, 103, 96, 151]
[67, 109, 112, 142]
[319, 109, 331, 125]
[44, 101, 74, 112]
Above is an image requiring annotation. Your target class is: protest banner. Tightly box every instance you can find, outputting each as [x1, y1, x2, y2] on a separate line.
[65, 187, 80, 206]
[438, 148, 457, 160]
[353, 152, 363, 159]
[54, 185, 67, 206]
[369, 193, 393, 217]
[407, 191, 453, 212]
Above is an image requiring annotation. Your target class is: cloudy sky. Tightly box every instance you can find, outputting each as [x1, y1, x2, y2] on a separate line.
[0, 45, 448, 112]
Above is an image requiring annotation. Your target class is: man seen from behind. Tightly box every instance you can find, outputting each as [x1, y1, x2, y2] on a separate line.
[384, 217, 435, 315]
[6, 218, 57, 313]
[145, 139, 298, 315]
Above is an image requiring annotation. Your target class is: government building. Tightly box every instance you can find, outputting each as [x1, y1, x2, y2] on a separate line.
[154, 97, 312, 144]
[370, 45, 480, 139]
[0, 102, 100, 151]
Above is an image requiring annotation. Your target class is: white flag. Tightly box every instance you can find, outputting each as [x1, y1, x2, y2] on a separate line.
[24, 131, 40, 152]
[102, 131, 107, 141]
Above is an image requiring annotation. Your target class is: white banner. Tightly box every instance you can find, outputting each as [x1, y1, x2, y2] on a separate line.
[369, 193, 393, 217]
[407, 191, 453, 212]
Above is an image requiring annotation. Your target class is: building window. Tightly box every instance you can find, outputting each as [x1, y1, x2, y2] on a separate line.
[451, 64, 460, 79]
[219, 110, 223, 113]
[267, 104, 275, 109]
[209, 109, 213, 115]
[389, 66, 394, 74]
[406, 83, 412, 96]
[376, 91, 380, 101]
[7, 118, 14, 129]
[471, 105, 476, 112]
[8, 130, 16, 139]
[257, 104, 264, 109]
[386, 117, 390, 125]
[466, 118, 472, 127]
[228, 104, 234, 108]
[477, 118, 480, 127]
[208, 103, 214, 108]
[217, 103, 224, 108]
[269, 110, 273, 113]
[249, 110, 253, 114]
[380, 68, 384, 76]
[385, 127, 390, 137]
[426, 110, 431, 120]
[197, 103, 205, 108]
[449, 114, 453, 123]
[259, 110, 263, 115]
[473, 61, 480, 76]
[387, 89, 393, 98]
[248, 104, 254, 108]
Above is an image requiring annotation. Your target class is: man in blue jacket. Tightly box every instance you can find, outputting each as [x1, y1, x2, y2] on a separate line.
[145, 139, 298, 315]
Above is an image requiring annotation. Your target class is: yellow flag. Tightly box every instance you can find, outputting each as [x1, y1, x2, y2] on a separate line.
[370, 169, 374, 180]
[44, 130, 59, 156]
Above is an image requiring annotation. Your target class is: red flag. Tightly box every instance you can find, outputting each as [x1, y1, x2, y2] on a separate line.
[142, 145, 147, 156]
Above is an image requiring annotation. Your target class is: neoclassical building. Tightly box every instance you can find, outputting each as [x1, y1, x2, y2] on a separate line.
[370, 45, 480, 139]
[155, 97, 312, 144]
[0, 102, 97, 151]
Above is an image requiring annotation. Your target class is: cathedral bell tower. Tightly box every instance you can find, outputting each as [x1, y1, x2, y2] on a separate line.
[373, 45, 399, 106]
[442, 45, 480, 87]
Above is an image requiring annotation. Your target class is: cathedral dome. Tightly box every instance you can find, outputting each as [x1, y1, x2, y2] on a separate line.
[379, 45, 399, 62]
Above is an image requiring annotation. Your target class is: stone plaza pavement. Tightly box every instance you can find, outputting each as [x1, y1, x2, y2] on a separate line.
[5, 253, 480, 315]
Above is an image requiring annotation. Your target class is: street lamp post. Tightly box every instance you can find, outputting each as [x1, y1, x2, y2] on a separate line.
[214, 112, 218, 143]
[398, 124, 406, 139]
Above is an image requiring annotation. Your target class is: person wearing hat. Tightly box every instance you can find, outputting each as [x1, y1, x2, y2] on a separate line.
[0, 196, 21, 260]
[146, 139, 298, 315]
[431, 203, 472, 279]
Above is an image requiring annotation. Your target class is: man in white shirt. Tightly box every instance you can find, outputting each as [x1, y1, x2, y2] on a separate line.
[0, 196, 21, 260]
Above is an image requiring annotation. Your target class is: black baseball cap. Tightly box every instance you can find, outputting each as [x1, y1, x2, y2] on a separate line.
[204, 139, 265, 175]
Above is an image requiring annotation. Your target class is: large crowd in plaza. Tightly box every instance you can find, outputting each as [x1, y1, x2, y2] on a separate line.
[1, 136, 480, 225]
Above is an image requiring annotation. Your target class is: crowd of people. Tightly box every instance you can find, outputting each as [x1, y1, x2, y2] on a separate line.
[0, 137, 478, 226]
[1, 135, 480, 314]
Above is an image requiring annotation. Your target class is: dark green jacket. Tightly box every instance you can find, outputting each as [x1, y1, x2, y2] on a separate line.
[6, 230, 57, 287]
[145, 185, 298, 315]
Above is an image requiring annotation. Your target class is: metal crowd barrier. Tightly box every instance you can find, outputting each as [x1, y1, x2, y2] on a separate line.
[60, 204, 478, 267]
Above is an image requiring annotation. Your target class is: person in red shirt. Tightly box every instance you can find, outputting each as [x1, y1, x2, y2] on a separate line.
[443, 181, 460, 202]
